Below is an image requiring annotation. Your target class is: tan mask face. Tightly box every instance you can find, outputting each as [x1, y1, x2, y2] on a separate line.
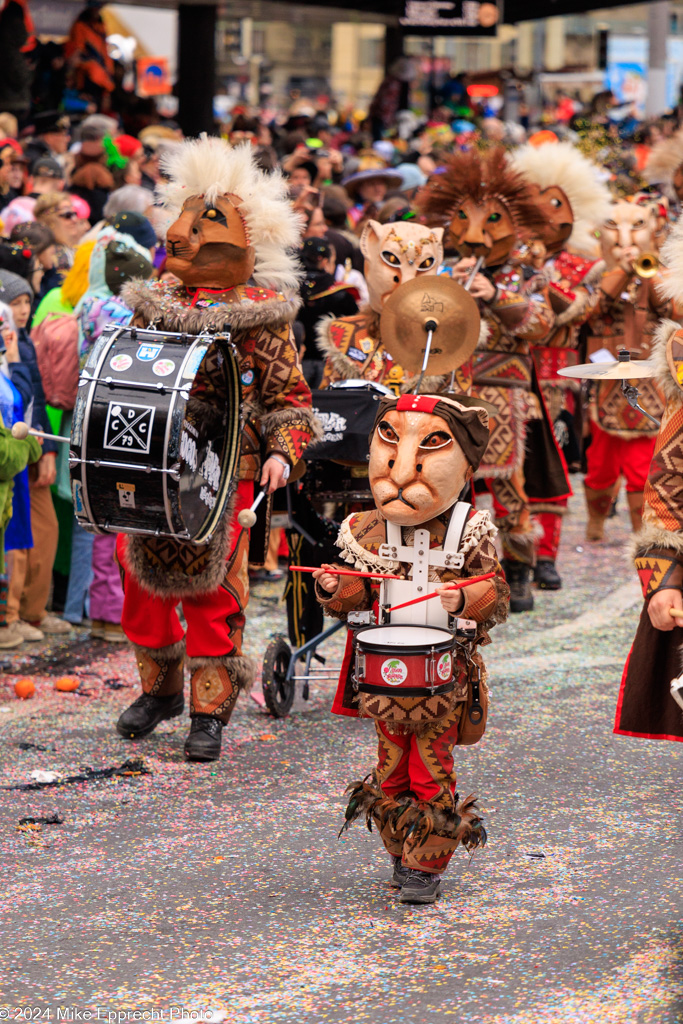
[534, 184, 574, 255]
[369, 408, 470, 526]
[599, 199, 658, 269]
[165, 193, 255, 289]
[360, 220, 443, 313]
[447, 197, 517, 267]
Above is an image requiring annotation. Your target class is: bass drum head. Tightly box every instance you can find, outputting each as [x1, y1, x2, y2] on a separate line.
[177, 339, 242, 543]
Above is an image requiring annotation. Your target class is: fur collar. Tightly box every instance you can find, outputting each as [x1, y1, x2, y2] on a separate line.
[650, 318, 683, 402]
[121, 278, 301, 334]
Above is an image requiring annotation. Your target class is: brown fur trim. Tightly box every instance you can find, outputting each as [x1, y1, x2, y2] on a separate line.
[632, 521, 683, 561]
[121, 279, 301, 333]
[186, 653, 257, 693]
[315, 315, 363, 379]
[417, 148, 546, 239]
[554, 288, 592, 328]
[123, 489, 238, 599]
[532, 502, 568, 517]
[133, 639, 186, 663]
[261, 404, 323, 444]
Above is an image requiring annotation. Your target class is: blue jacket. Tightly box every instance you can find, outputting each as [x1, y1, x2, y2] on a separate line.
[12, 327, 58, 455]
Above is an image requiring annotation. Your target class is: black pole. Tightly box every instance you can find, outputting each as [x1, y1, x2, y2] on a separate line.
[177, 3, 217, 137]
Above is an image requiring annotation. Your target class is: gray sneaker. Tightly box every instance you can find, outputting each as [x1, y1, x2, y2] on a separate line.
[398, 870, 441, 904]
[390, 857, 410, 888]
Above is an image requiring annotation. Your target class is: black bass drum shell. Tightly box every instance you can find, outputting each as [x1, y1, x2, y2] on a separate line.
[70, 324, 242, 543]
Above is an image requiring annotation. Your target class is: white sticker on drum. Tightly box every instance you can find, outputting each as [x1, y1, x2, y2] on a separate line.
[72, 480, 84, 515]
[110, 353, 133, 372]
[104, 402, 155, 454]
[117, 481, 136, 508]
[437, 653, 452, 682]
[381, 658, 408, 686]
[153, 358, 175, 377]
[137, 344, 163, 362]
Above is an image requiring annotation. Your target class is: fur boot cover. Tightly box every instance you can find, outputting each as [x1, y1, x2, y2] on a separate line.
[339, 778, 487, 853]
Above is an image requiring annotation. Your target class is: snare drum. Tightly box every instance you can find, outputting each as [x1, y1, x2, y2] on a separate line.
[70, 325, 242, 542]
[353, 624, 456, 697]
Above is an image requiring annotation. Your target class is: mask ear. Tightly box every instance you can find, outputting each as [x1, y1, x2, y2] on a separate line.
[360, 219, 383, 260]
[431, 226, 444, 245]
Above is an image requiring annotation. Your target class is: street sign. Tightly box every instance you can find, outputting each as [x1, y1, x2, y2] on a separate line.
[399, 0, 499, 35]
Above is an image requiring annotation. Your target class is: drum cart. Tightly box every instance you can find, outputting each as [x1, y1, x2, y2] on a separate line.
[259, 381, 390, 718]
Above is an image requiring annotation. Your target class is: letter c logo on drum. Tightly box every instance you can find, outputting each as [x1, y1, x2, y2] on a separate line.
[381, 658, 408, 686]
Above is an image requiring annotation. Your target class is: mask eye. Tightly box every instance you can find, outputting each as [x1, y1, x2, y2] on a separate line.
[605, 219, 617, 228]
[487, 212, 502, 223]
[418, 256, 435, 270]
[419, 431, 453, 450]
[632, 219, 645, 228]
[377, 420, 399, 444]
[380, 250, 401, 267]
[550, 197, 562, 208]
[457, 209, 467, 220]
[202, 206, 227, 225]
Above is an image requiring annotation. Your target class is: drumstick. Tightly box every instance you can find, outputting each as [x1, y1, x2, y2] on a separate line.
[387, 572, 496, 613]
[11, 421, 69, 444]
[290, 565, 404, 581]
[669, 608, 683, 619]
[237, 489, 267, 528]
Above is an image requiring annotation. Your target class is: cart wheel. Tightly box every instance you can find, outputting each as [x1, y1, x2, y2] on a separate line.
[262, 636, 295, 718]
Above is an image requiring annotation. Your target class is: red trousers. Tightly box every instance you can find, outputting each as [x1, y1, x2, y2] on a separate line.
[372, 711, 463, 874]
[116, 481, 252, 658]
[375, 716, 459, 803]
[584, 424, 656, 493]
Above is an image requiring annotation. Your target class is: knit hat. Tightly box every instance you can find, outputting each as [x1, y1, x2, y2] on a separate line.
[372, 393, 490, 471]
[109, 210, 156, 249]
[0, 268, 33, 304]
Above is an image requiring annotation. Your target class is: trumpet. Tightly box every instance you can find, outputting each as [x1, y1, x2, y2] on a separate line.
[633, 252, 659, 279]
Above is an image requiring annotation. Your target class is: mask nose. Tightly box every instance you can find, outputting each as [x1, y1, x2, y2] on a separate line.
[389, 439, 420, 489]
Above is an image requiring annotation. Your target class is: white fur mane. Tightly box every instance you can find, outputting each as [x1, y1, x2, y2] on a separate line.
[157, 135, 302, 293]
[510, 142, 611, 257]
[658, 216, 683, 306]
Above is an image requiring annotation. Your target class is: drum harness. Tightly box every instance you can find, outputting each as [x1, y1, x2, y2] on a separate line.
[349, 500, 485, 720]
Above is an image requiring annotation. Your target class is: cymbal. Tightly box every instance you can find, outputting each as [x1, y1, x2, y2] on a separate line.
[380, 276, 481, 375]
[557, 359, 656, 380]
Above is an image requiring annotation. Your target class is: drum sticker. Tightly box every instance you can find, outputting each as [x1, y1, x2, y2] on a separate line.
[153, 358, 175, 377]
[104, 402, 155, 454]
[347, 346, 366, 363]
[72, 480, 84, 515]
[241, 369, 254, 386]
[314, 409, 347, 443]
[136, 343, 163, 362]
[110, 353, 133, 372]
[381, 658, 408, 686]
[116, 481, 136, 508]
[182, 346, 208, 378]
[437, 653, 452, 682]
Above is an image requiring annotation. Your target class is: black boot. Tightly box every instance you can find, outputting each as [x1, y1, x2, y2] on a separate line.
[116, 691, 184, 739]
[503, 559, 534, 613]
[184, 714, 224, 762]
[534, 558, 562, 590]
[391, 856, 410, 889]
[398, 870, 442, 904]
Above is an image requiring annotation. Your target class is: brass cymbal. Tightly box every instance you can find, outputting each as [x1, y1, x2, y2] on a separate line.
[558, 359, 656, 380]
[380, 276, 481, 375]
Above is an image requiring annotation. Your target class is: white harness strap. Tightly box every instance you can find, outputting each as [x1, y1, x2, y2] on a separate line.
[379, 502, 472, 627]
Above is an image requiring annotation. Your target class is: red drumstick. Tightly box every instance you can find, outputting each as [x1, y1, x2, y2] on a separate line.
[388, 572, 496, 613]
[290, 565, 404, 581]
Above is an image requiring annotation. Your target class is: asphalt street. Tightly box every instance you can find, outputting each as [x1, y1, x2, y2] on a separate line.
[1, 492, 682, 1024]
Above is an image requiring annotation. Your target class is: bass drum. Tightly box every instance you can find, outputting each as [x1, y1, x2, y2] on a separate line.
[70, 325, 242, 543]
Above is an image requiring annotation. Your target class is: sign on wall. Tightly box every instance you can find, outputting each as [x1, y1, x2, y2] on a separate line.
[399, 0, 499, 36]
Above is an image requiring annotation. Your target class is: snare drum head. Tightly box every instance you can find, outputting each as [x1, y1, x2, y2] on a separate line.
[356, 625, 453, 648]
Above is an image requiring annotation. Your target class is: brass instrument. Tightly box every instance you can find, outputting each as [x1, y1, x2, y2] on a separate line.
[633, 252, 659, 279]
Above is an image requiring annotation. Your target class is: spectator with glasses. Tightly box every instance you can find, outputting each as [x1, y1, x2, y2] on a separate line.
[34, 192, 81, 282]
